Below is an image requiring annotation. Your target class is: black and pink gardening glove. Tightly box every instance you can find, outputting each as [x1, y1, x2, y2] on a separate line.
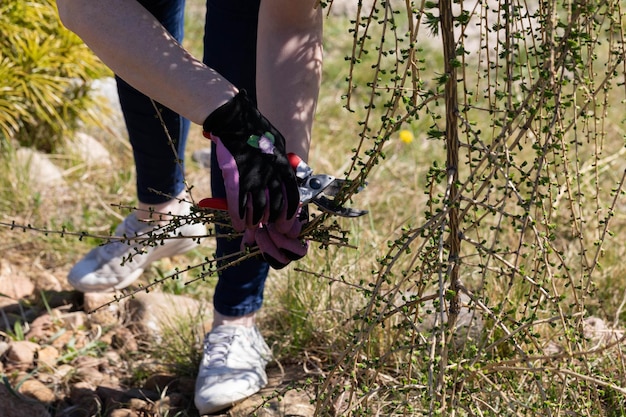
[242, 206, 309, 269]
[198, 198, 309, 269]
[202, 90, 300, 233]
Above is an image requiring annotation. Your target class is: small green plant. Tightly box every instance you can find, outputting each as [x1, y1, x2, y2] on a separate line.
[0, 0, 110, 152]
[144, 306, 208, 378]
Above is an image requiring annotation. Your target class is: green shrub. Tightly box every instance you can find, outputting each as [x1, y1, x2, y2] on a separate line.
[0, 0, 110, 152]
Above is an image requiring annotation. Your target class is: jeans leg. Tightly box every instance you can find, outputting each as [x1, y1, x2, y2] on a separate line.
[117, 0, 190, 205]
[204, 0, 270, 317]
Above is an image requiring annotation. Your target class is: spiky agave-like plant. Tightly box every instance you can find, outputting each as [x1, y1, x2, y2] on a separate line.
[0, 0, 110, 152]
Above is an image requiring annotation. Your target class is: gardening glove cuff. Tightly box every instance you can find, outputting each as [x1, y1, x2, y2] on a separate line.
[202, 90, 299, 232]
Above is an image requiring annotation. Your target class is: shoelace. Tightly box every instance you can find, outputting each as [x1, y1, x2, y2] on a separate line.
[205, 331, 236, 367]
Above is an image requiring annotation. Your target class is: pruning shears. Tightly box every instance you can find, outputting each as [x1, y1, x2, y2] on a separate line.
[198, 153, 367, 218]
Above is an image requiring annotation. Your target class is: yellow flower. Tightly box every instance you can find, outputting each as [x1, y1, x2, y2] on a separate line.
[399, 129, 414, 144]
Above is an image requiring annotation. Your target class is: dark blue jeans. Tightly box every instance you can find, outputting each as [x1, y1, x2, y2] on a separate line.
[116, 0, 269, 317]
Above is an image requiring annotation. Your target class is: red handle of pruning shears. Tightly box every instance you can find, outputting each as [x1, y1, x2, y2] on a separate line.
[198, 153, 305, 211]
[197, 197, 229, 211]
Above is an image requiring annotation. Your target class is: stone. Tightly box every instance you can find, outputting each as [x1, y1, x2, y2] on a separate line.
[127, 398, 150, 412]
[83, 292, 122, 327]
[191, 147, 212, 168]
[126, 292, 211, 341]
[73, 367, 106, 386]
[54, 364, 75, 381]
[26, 314, 56, 342]
[37, 345, 60, 368]
[230, 387, 315, 417]
[0, 340, 10, 356]
[50, 328, 74, 350]
[89, 77, 127, 140]
[72, 356, 107, 386]
[83, 292, 122, 312]
[56, 311, 88, 330]
[72, 132, 112, 166]
[73, 355, 105, 369]
[103, 350, 122, 366]
[400, 292, 485, 347]
[0, 259, 35, 300]
[111, 327, 138, 353]
[15, 147, 66, 188]
[18, 379, 56, 403]
[583, 316, 624, 345]
[31, 270, 63, 292]
[6, 340, 40, 368]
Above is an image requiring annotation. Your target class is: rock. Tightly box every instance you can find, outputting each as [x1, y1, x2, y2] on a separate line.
[55, 311, 88, 330]
[50, 328, 74, 350]
[73, 367, 106, 387]
[89, 77, 126, 139]
[83, 292, 121, 313]
[191, 147, 212, 168]
[0, 340, 10, 356]
[0, 383, 51, 417]
[128, 398, 151, 412]
[126, 292, 212, 341]
[399, 292, 484, 347]
[96, 386, 160, 411]
[111, 327, 138, 353]
[230, 387, 315, 417]
[26, 314, 56, 342]
[37, 345, 60, 368]
[73, 355, 105, 369]
[6, 340, 40, 369]
[83, 292, 122, 327]
[15, 147, 66, 188]
[54, 364, 75, 382]
[72, 132, 112, 166]
[583, 316, 624, 345]
[18, 379, 56, 403]
[31, 270, 63, 292]
[71, 356, 107, 386]
[0, 259, 35, 300]
[103, 350, 122, 366]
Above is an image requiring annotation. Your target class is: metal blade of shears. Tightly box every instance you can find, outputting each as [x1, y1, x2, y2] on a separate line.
[312, 195, 368, 217]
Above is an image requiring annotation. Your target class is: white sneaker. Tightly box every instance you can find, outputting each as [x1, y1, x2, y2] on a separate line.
[68, 210, 206, 293]
[194, 325, 272, 415]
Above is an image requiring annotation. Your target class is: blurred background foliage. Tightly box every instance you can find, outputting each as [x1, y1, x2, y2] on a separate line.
[0, 0, 110, 152]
